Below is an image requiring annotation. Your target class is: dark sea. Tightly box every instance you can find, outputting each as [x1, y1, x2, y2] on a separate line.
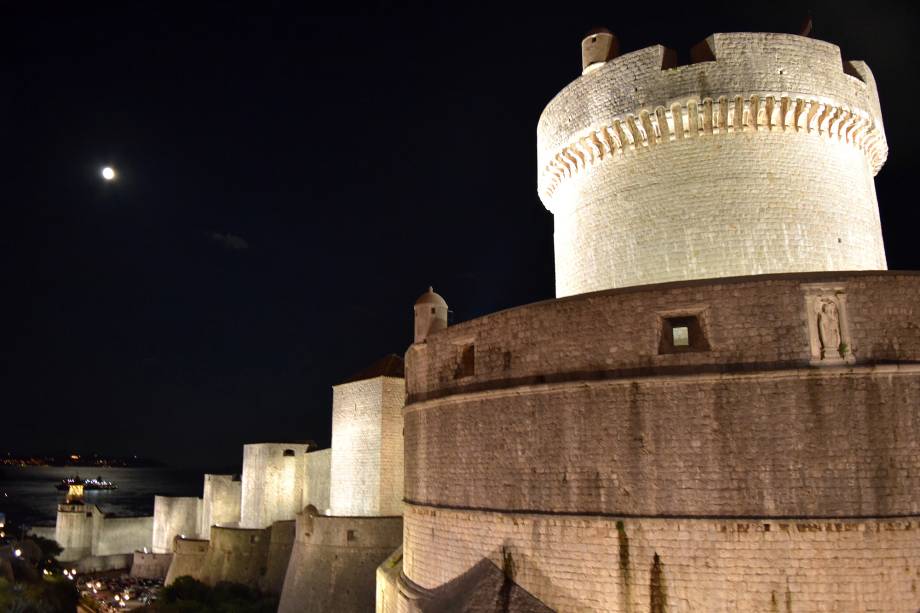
[0, 466, 206, 527]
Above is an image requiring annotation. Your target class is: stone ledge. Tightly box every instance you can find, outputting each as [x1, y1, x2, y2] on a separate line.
[539, 94, 885, 203]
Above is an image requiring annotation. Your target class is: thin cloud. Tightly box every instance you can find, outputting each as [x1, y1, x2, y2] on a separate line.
[209, 232, 249, 250]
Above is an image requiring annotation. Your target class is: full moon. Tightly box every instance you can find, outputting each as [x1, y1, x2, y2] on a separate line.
[101, 166, 116, 181]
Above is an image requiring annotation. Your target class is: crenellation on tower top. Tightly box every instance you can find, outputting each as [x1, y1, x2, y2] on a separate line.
[581, 28, 619, 74]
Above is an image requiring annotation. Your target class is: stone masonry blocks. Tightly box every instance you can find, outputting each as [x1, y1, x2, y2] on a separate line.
[330, 376, 405, 517]
[240, 443, 310, 529]
[403, 504, 920, 613]
[537, 33, 889, 296]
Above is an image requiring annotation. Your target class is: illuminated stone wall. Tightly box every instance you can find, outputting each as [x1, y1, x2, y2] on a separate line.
[375, 545, 402, 613]
[55, 503, 152, 562]
[302, 448, 331, 514]
[240, 443, 309, 529]
[93, 516, 153, 557]
[407, 272, 920, 402]
[188, 526, 271, 588]
[330, 376, 405, 517]
[164, 537, 208, 585]
[260, 520, 297, 594]
[131, 551, 173, 579]
[278, 512, 403, 613]
[152, 496, 200, 553]
[200, 474, 240, 539]
[55, 504, 94, 561]
[402, 272, 920, 612]
[402, 507, 920, 613]
[378, 377, 405, 516]
[168, 522, 293, 594]
[537, 33, 888, 297]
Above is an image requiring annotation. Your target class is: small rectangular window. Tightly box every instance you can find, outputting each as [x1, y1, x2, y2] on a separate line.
[659, 314, 709, 354]
[347, 529, 356, 542]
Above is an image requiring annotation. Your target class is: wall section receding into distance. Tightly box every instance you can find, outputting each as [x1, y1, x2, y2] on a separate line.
[55, 504, 152, 563]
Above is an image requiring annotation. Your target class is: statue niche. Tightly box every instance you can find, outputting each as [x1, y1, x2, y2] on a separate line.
[802, 284, 852, 365]
[816, 298, 843, 359]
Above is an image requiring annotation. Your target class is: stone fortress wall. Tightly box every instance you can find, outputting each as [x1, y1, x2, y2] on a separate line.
[150, 473, 240, 556]
[401, 272, 920, 612]
[131, 551, 173, 580]
[93, 515, 154, 557]
[164, 537, 208, 585]
[303, 448, 331, 514]
[279, 513, 403, 613]
[260, 519, 297, 594]
[54, 503, 95, 561]
[404, 510, 919, 613]
[55, 503, 152, 564]
[195, 525, 272, 588]
[200, 474, 241, 540]
[152, 496, 200, 554]
[330, 376, 405, 516]
[152, 363, 404, 604]
[240, 443, 311, 529]
[538, 33, 889, 296]
[157, 446, 316, 592]
[44, 472, 240, 573]
[280, 361, 406, 613]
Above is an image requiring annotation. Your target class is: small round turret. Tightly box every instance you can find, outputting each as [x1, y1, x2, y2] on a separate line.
[413, 287, 448, 344]
[581, 28, 619, 74]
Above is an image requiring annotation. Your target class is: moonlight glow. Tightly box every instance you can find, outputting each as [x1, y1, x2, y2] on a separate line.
[101, 166, 116, 181]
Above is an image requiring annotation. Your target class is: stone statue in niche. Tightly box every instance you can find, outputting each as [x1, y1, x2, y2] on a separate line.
[801, 284, 853, 365]
[816, 297, 843, 359]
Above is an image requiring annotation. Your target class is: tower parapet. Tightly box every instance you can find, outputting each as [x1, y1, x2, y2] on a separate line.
[538, 32, 889, 297]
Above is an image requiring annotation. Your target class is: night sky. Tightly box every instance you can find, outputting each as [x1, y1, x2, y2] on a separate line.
[4, 3, 919, 469]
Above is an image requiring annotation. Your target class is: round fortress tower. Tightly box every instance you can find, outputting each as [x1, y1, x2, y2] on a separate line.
[396, 30, 920, 613]
[538, 32, 888, 297]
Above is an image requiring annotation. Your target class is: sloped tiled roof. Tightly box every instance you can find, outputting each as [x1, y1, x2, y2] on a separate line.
[338, 354, 404, 384]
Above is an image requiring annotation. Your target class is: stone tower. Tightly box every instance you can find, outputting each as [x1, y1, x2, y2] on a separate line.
[329, 354, 405, 516]
[239, 442, 311, 529]
[538, 32, 888, 297]
[393, 31, 920, 613]
[413, 287, 448, 344]
[279, 356, 405, 613]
